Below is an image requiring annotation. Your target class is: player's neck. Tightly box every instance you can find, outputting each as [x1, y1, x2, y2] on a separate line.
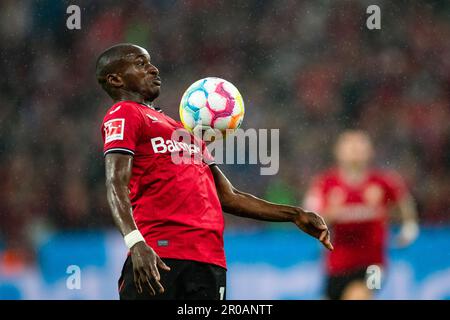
[339, 165, 368, 185]
[115, 92, 154, 108]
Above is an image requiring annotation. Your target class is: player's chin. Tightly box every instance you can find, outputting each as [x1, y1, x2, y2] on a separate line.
[145, 86, 161, 101]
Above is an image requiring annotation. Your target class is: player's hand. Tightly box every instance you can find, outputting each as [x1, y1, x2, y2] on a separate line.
[394, 221, 419, 248]
[130, 241, 171, 295]
[293, 209, 334, 251]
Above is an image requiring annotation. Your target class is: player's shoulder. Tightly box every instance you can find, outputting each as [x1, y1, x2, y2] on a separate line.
[312, 168, 339, 186]
[318, 168, 339, 180]
[160, 112, 183, 127]
[369, 168, 404, 184]
[102, 101, 144, 121]
[104, 100, 142, 114]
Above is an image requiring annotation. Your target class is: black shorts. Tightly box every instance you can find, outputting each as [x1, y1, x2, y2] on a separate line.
[325, 268, 367, 300]
[118, 256, 227, 300]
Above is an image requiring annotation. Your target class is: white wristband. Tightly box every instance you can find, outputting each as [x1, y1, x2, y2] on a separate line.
[400, 221, 419, 242]
[124, 230, 145, 249]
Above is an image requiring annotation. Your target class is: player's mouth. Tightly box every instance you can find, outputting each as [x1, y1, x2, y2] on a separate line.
[152, 77, 162, 86]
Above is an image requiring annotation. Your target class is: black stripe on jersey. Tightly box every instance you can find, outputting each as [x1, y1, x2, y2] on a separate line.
[104, 148, 135, 157]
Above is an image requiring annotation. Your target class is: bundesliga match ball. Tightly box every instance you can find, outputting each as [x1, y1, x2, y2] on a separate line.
[179, 77, 245, 138]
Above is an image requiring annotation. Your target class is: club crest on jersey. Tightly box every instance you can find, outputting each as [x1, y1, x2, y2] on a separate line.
[104, 118, 125, 143]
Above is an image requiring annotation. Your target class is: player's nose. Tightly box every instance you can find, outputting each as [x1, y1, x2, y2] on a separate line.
[148, 64, 159, 77]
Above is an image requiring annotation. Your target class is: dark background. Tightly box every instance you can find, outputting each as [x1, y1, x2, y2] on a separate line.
[0, 0, 449, 266]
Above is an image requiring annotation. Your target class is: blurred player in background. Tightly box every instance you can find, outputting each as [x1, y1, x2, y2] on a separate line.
[97, 43, 333, 300]
[304, 130, 419, 300]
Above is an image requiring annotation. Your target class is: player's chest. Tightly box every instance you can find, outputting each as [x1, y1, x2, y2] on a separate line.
[325, 181, 387, 207]
[137, 110, 201, 157]
[140, 111, 181, 139]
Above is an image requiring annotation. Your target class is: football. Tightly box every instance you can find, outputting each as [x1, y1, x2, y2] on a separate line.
[179, 77, 245, 138]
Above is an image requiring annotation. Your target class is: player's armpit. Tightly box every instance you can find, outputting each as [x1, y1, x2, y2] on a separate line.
[209, 164, 236, 208]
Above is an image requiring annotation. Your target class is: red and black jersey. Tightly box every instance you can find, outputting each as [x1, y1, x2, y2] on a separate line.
[101, 101, 226, 268]
[304, 168, 407, 275]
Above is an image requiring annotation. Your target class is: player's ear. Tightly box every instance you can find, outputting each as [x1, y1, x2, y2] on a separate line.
[106, 73, 124, 89]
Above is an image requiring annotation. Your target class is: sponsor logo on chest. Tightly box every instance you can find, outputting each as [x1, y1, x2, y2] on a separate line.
[150, 137, 200, 154]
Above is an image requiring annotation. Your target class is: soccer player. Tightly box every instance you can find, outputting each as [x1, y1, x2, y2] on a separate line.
[304, 130, 419, 300]
[96, 43, 333, 300]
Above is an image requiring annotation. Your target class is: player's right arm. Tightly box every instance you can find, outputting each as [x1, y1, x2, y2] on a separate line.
[102, 103, 170, 295]
[105, 153, 170, 295]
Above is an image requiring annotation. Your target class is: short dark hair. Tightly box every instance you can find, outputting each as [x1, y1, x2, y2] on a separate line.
[95, 43, 137, 97]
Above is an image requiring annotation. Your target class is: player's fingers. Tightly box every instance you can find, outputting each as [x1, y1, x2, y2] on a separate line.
[144, 265, 164, 294]
[319, 229, 328, 241]
[316, 223, 328, 230]
[150, 264, 166, 293]
[149, 261, 161, 281]
[152, 277, 165, 294]
[134, 271, 143, 294]
[157, 257, 171, 271]
[132, 270, 139, 292]
[323, 238, 334, 251]
[145, 276, 156, 296]
[139, 268, 155, 296]
[313, 214, 327, 228]
[322, 232, 334, 251]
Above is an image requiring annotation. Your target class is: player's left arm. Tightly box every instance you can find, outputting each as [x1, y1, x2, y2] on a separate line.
[395, 193, 420, 247]
[210, 164, 333, 250]
[385, 171, 420, 247]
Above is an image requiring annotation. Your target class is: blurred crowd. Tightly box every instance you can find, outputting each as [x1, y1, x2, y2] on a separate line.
[0, 0, 449, 264]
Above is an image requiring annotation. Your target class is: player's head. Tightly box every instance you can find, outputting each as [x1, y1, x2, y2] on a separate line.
[334, 130, 374, 169]
[96, 43, 161, 101]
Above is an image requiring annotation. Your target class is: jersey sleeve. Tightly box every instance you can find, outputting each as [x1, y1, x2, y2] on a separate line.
[303, 175, 326, 213]
[101, 103, 143, 156]
[382, 171, 408, 204]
